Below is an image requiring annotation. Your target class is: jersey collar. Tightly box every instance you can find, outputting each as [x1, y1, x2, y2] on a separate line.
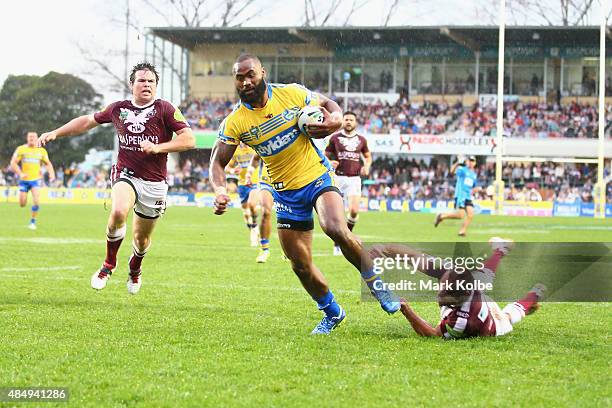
[341, 129, 357, 137]
[241, 84, 272, 111]
[131, 98, 157, 109]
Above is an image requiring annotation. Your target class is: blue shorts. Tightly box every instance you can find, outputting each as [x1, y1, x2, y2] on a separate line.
[18, 179, 41, 193]
[238, 184, 256, 204]
[259, 181, 274, 195]
[454, 197, 474, 209]
[272, 171, 340, 231]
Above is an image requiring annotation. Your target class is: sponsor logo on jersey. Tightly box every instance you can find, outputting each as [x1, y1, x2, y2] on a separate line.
[118, 134, 160, 149]
[339, 136, 361, 152]
[253, 126, 300, 157]
[281, 107, 300, 122]
[248, 125, 262, 140]
[120, 106, 155, 134]
[275, 201, 293, 213]
[456, 311, 470, 318]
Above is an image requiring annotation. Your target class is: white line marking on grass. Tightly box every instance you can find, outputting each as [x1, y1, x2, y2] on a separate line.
[0, 273, 361, 295]
[0, 237, 103, 245]
[470, 229, 551, 234]
[313, 233, 387, 240]
[548, 225, 612, 231]
[1, 265, 80, 272]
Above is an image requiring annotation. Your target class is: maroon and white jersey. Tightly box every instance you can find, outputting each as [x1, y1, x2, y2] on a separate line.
[94, 99, 189, 182]
[438, 291, 497, 339]
[325, 132, 369, 177]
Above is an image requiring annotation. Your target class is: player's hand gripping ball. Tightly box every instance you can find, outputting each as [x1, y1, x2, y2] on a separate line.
[297, 106, 325, 137]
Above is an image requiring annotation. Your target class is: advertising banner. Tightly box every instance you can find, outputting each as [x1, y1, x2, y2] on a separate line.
[366, 134, 497, 156]
[2, 187, 110, 204]
[3, 188, 607, 217]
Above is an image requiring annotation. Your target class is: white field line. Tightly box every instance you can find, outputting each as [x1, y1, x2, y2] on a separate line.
[0, 273, 361, 295]
[1, 265, 81, 272]
[0, 237, 104, 245]
[469, 229, 551, 235]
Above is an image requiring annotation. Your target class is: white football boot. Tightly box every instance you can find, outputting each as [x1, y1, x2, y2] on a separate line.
[256, 249, 271, 263]
[91, 264, 114, 290]
[127, 271, 142, 295]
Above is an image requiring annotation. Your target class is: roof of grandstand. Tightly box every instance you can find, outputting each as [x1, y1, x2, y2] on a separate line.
[149, 26, 610, 51]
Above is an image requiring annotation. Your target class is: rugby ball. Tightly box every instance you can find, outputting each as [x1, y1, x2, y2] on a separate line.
[297, 106, 325, 137]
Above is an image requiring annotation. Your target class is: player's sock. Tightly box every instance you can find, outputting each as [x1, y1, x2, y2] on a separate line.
[129, 241, 150, 272]
[502, 290, 539, 324]
[32, 205, 40, 218]
[360, 268, 384, 289]
[313, 290, 341, 318]
[31, 205, 39, 223]
[260, 238, 270, 252]
[347, 214, 358, 232]
[502, 302, 527, 325]
[104, 225, 126, 269]
[482, 249, 505, 275]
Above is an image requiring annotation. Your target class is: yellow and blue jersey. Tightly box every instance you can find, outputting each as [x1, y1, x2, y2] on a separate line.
[229, 144, 258, 186]
[218, 83, 329, 191]
[14, 145, 49, 181]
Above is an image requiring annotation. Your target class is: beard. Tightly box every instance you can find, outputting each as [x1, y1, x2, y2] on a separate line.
[238, 79, 267, 104]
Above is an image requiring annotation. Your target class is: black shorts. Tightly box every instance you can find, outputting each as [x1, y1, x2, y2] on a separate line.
[454, 198, 474, 209]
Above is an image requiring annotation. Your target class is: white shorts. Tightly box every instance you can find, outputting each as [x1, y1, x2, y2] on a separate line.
[115, 174, 168, 219]
[335, 175, 361, 198]
[485, 298, 514, 337]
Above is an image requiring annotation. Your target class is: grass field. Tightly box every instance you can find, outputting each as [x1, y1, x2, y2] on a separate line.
[1, 204, 610, 407]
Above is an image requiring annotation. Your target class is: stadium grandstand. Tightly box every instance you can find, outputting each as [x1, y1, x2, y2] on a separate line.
[135, 25, 612, 215]
[3, 25, 611, 216]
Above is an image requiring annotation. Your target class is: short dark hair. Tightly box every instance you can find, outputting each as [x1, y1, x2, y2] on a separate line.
[130, 62, 159, 84]
[235, 53, 261, 66]
[343, 111, 357, 118]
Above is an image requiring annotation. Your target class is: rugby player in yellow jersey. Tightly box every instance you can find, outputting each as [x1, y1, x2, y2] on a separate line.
[210, 54, 400, 335]
[10, 132, 56, 230]
[246, 155, 273, 263]
[226, 142, 260, 246]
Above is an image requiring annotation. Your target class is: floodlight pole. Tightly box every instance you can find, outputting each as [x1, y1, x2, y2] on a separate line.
[343, 72, 351, 112]
[494, 0, 506, 215]
[595, 5, 607, 218]
[115, 0, 130, 160]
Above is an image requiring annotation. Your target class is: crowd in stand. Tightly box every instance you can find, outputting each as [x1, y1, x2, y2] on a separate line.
[461, 101, 609, 138]
[366, 157, 611, 203]
[179, 95, 610, 139]
[167, 159, 213, 194]
[2, 158, 610, 204]
[180, 98, 236, 130]
[2, 95, 610, 203]
[0, 163, 110, 190]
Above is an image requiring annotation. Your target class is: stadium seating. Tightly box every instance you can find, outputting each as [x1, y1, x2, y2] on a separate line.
[180, 96, 609, 139]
